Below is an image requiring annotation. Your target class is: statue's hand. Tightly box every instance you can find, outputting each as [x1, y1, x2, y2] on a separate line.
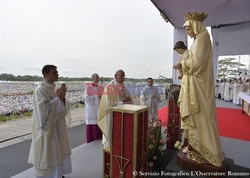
[178, 75, 183, 79]
[173, 62, 182, 69]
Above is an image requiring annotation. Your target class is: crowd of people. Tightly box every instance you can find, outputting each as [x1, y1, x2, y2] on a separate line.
[215, 78, 250, 105]
[0, 81, 165, 116]
[0, 94, 33, 115]
[0, 81, 85, 115]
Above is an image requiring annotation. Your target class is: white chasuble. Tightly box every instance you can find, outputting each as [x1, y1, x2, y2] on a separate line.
[98, 79, 132, 149]
[140, 85, 160, 122]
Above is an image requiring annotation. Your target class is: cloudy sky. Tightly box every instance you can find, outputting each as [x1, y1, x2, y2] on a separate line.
[0, 0, 174, 79]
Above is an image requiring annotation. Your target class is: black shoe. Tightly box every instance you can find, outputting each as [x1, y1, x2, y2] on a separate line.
[62, 176, 65, 178]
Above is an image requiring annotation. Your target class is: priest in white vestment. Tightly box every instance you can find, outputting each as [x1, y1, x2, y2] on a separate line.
[232, 78, 239, 104]
[247, 79, 250, 92]
[218, 79, 222, 99]
[28, 65, 72, 178]
[215, 80, 220, 98]
[236, 78, 248, 106]
[218, 79, 225, 99]
[98, 70, 132, 149]
[84, 73, 103, 143]
[178, 12, 224, 167]
[224, 79, 233, 102]
[140, 77, 160, 122]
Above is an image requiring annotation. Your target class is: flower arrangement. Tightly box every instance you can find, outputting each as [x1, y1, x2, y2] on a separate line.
[147, 119, 168, 171]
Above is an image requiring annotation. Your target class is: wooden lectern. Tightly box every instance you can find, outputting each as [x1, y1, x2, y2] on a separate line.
[103, 104, 148, 178]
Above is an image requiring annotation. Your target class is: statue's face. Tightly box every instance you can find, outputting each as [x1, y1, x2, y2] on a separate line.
[175, 48, 185, 55]
[185, 26, 195, 38]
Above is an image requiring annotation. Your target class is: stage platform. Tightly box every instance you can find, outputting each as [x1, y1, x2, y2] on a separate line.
[11, 140, 103, 178]
[12, 137, 250, 178]
[11, 99, 250, 178]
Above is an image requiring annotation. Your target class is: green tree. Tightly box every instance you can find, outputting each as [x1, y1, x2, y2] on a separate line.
[0, 73, 16, 81]
[217, 58, 245, 79]
[0, 73, 173, 83]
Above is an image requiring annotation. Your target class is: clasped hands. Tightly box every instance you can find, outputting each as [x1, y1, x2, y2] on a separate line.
[122, 96, 131, 103]
[56, 83, 67, 101]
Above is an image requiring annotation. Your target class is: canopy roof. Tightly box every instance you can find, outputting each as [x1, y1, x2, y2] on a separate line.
[151, 0, 250, 28]
[151, 0, 250, 83]
[216, 22, 250, 55]
[151, 0, 250, 55]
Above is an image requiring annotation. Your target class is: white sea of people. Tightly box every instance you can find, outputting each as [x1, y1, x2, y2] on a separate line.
[215, 77, 250, 105]
[2, 78, 247, 116]
[0, 81, 85, 116]
[0, 80, 167, 116]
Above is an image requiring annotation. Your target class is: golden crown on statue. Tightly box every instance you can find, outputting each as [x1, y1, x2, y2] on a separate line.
[183, 12, 208, 22]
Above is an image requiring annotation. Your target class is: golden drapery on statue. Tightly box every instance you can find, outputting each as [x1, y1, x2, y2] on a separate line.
[178, 12, 224, 167]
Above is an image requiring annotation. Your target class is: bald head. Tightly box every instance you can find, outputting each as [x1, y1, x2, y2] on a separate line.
[91, 73, 99, 84]
[115, 70, 124, 76]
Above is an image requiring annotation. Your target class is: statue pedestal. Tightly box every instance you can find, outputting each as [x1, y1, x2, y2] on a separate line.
[177, 151, 226, 172]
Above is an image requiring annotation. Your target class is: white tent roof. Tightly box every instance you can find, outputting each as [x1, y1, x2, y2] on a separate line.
[151, 0, 250, 55]
[151, 0, 250, 83]
[215, 22, 250, 56]
[151, 0, 250, 28]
